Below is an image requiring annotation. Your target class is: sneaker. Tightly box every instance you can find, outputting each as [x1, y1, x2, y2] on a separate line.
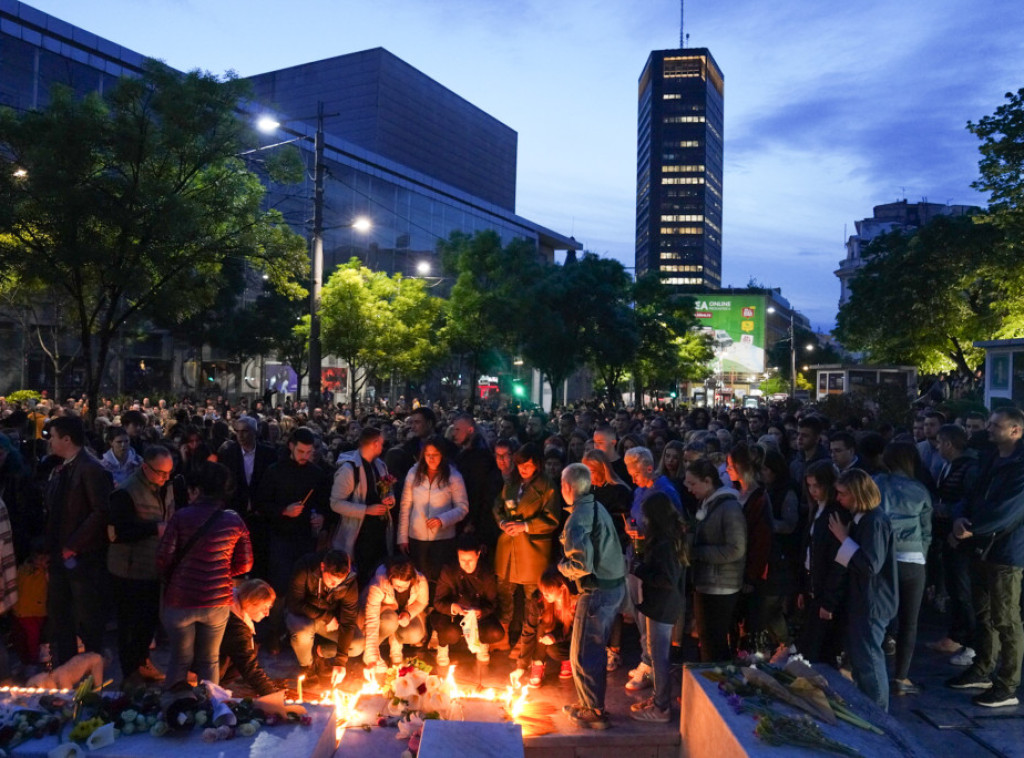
[946, 669, 993, 689]
[625, 662, 653, 691]
[436, 645, 450, 668]
[630, 695, 655, 712]
[565, 705, 611, 730]
[529, 661, 545, 687]
[950, 647, 976, 667]
[606, 648, 622, 672]
[428, 630, 440, 650]
[927, 637, 962, 654]
[630, 702, 670, 723]
[138, 658, 165, 682]
[972, 688, 1020, 708]
[559, 660, 573, 679]
[476, 645, 490, 663]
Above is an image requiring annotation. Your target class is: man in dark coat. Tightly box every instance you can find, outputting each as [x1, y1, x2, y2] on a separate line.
[451, 414, 502, 550]
[285, 549, 360, 684]
[949, 408, 1024, 708]
[44, 416, 112, 665]
[218, 415, 277, 577]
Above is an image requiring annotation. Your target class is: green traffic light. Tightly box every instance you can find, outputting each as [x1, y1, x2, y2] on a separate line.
[513, 384, 525, 397]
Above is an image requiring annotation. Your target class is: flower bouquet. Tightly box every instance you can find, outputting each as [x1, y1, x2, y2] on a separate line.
[380, 658, 450, 719]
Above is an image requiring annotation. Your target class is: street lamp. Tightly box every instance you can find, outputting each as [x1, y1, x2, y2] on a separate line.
[768, 306, 815, 400]
[258, 103, 371, 407]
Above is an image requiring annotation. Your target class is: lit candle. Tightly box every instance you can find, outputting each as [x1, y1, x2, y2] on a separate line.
[297, 674, 305, 703]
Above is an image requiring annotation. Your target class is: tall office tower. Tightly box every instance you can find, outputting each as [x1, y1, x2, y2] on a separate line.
[635, 48, 724, 290]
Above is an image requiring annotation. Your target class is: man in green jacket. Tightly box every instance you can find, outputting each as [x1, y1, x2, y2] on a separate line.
[558, 463, 626, 730]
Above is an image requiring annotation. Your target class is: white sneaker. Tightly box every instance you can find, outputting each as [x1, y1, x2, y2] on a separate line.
[476, 645, 490, 663]
[436, 645, 450, 668]
[950, 647, 976, 667]
[625, 662, 653, 691]
[428, 630, 440, 650]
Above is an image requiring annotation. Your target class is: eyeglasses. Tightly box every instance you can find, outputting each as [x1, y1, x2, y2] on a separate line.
[144, 462, 173, 479]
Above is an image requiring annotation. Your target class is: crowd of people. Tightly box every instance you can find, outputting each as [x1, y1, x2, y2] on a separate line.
[0, 393, 1022, 728]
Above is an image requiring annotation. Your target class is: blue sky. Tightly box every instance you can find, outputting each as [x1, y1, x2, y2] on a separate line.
[26, 0, 1024, 329]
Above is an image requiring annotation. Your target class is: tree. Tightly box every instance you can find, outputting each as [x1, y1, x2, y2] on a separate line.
[439, 231, 542, 409]
[319, 258, 443, 401]
[575, 255, 639, 407]
[834, 214, 1002, 376]
[0, 267, 80, 399]
[969, 87, 1024, 338]
[0, 61, 308, 418]
[631, 273, 710, 407]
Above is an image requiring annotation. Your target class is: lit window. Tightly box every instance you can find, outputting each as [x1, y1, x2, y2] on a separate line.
[661, 177, 706, 185]
[660, 226, 704, 235]
[663, 94, 681, 100]
[663, 116, 706, 124]
[662, 165, 706, 173]
[661, 215, 705, 222]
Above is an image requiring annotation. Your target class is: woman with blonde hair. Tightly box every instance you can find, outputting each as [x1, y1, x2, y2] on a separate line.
[827, 468, 898, 710]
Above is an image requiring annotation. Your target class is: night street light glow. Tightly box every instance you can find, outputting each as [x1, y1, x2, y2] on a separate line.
[352, 217, 372, 233]
[256, 115, 281, 133]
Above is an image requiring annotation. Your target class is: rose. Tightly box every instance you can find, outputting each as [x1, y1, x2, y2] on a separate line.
[149, 721, 169, 737]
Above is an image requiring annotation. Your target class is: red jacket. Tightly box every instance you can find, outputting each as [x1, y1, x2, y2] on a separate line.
[742, 487, 773, 586]
[157, 498, 252, 608]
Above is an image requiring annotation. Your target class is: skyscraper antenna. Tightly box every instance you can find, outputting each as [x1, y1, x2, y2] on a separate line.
[680, 0, 685, 48]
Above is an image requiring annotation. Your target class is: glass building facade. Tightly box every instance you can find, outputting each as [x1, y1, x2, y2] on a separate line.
[0, 0, 578, 395]
[635, 48, 724, 291]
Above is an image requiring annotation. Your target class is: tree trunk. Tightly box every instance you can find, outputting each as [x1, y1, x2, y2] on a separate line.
[466, 352, 480, 413]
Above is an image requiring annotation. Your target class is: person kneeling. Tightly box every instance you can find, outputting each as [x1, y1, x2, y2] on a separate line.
[285, 550, 360, 686]
[514, 568, 575, 687]
[430, 534, 504, 666]
[361, 556, 428, 670]
[220, 579, 285, 696]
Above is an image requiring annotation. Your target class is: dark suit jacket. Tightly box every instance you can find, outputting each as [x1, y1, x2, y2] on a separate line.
[844, 508, 898, 624]
[45, 452, 113, 557]
[801, 499, 849, 613]
[217, 440, 278, 518]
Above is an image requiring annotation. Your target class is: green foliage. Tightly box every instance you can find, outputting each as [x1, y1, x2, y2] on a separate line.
[632, 273, 709, 405]
[5, 390, 41, 406]
[320, 258, 444, 398]
[758, 376, 789, 396]
[439, 231, 542, 406]
[0, 60, 307, 413]
[834, 214, 1002, 376]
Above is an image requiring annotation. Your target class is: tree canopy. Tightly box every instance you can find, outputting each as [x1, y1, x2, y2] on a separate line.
[0, 60, 307, 414]
[319, 258, 444, 399]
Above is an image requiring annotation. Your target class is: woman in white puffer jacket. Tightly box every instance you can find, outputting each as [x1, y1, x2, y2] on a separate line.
[397, 435, 469, 595]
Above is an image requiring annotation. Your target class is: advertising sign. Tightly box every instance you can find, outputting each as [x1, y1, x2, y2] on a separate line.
[693, 295, 766, 374]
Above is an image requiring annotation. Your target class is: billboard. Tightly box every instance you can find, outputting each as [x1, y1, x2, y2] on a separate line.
[693, 295, 766, 375]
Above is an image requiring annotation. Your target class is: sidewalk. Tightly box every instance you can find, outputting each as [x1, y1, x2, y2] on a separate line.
[890, 604, 1024, 758]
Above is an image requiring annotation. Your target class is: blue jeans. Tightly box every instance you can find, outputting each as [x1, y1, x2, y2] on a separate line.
[286, 612, 363, 667]
[846, 614, 889, 711]
[161, 605, 230, 687]
[626, 574, 650, 666]
[571, 582, 626, 712]
[644, 615, 674, 711]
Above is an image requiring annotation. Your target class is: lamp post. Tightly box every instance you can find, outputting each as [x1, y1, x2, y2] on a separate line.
[257, 103, 370, 408]
[768, 307, 814, 399]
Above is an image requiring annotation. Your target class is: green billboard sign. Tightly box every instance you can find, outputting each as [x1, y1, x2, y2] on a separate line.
[692, 295, 767, 375]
